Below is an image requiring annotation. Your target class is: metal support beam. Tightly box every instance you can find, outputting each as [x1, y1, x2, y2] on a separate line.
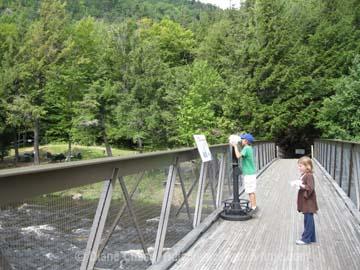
[176, 166, 192, 223]
[193, 162, 208, 228]
[96, 172, 145, 259]
[118, 176, 150, 261]
[81, 168, 119, 270]
[175, 177, 197, 217]
[153, 160, 178, 263]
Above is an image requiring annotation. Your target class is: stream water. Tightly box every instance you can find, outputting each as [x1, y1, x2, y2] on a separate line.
[0, 200, 193, 270]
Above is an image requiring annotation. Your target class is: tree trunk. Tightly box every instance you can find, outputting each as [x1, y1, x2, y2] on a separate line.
[100, 112, 112, 157]
[14, 132, 19, 165]
[33, 118, 40, 165]
[104, 134, 112, 157]
[137, 137, 143, 153]
[23, 132, 26, 147]
[67, 137, 72, 161]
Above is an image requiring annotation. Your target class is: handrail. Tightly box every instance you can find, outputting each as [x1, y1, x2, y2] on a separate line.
[0, 144, 227, 205]
[315, 138, 360, 146]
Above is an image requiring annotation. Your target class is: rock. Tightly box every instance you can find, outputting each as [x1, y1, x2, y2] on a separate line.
[72, 193, 83, 200]
[146, 216, 160, 224]
[21, 225, 55, 237]
[17, 203, 29, 210]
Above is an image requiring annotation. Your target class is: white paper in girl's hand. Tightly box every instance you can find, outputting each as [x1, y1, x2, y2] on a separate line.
[290, 180, 302, 190]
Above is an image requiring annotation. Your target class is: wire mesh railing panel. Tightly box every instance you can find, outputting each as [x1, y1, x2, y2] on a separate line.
[341, 143, 351, 193]
[200, 158, 219, 223]
[354, 148, 360, 209]
[94, 168, 168, 270]
[334, 142, 342, 186]
[253, 144, 259, 171]
[223, 151, 232, 199]
[161, 160, 201, 252]
[315, 140, 360, 211]
[0, 182, 102, 270]
[349, 145, 360, 207]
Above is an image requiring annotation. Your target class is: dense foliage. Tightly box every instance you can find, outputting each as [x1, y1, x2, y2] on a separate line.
[1, 0, 359, 161]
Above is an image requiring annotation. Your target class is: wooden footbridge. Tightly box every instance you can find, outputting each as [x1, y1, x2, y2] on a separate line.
[0, 140, 359, 270]
[170, 159, 360, 270]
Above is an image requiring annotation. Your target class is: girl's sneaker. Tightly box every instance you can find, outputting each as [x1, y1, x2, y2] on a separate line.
[296, 239, 309, 245]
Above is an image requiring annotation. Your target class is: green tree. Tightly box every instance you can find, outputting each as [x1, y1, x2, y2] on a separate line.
[9, 0, 68, 164]
[317, 57, 360, 140]
[177, 61, 225, 145]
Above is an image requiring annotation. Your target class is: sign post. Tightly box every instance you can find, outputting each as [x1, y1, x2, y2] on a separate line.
[193, 135, 212, 227]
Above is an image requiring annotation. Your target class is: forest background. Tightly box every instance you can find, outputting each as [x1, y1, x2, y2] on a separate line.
[1, 0, 359, 163]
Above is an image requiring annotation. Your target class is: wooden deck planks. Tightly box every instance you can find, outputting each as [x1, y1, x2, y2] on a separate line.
[171, 159, 360, 270]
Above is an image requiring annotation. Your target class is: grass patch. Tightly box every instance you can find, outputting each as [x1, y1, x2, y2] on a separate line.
[7, 144, 136, 161]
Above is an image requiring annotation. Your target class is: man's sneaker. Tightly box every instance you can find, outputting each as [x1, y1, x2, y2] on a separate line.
[296, 239, 309, 245]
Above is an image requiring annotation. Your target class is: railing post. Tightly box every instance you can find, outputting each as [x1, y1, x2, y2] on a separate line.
[325, 142, 329, 172]
[81, 168, 119, 270]
[227, 145, 233, 196]
[333, 142, 338, 180]
[311, 145, 314, 159]
[339, 142, 344, 187]
[330, 142, 333, 176]
[193, 161, 208, 228]
[209, 159, 218, 209]
[347, 144, 355, 197]
[354, 148, 360, 210]
[216, 153, 226, 208]
[261, 143, 265, 169]
[257, 144, 261, 170]
[153, 160, 178, 263]
[323, 141, 326, 169]
[265, 143, 268, 164]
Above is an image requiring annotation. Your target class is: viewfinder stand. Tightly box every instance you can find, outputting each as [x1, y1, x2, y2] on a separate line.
[219, 146, 252, 221]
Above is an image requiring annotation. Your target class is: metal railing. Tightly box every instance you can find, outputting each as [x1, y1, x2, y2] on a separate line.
[314, 139, 360, 211]
[0, 141, 276, 270]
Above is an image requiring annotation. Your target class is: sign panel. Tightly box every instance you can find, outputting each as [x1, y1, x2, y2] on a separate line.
[193, 135, 212, 162]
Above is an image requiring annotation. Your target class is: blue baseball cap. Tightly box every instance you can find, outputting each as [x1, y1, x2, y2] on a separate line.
[240, 133, 255, 144]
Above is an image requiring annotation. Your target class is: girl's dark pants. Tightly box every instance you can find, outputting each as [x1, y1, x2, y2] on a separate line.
[302, 213, 316, 243]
